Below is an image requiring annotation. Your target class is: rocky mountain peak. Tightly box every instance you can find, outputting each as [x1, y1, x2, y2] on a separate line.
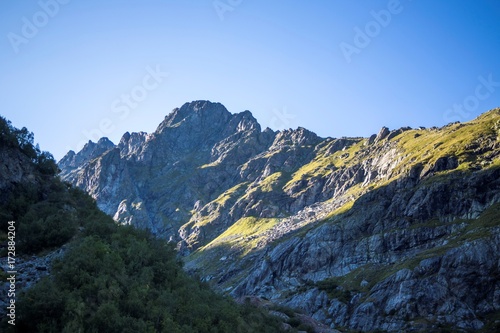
[58, 137, 115, 171]
[229, 110, 261, 133]
[156, 100, 231, 133]
[271, 126, 321, 148]
[117, 131, 149, 158]
[374, 126, 390, 143]
[97, 137, 114, 146]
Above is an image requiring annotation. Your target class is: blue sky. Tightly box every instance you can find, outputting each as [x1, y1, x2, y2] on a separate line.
[1, 0, 499, 160]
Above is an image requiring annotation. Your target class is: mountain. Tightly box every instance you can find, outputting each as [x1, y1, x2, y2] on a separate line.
[59, 101, 500, 332]
[0, 116, 293, 332]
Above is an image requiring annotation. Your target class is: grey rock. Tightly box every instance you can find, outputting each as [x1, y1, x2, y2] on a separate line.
[375, 126, 390, 143]
[58, 103, 500, 332]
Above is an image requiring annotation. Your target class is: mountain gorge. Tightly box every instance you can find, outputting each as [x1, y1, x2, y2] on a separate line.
[59, 101, 500, 332]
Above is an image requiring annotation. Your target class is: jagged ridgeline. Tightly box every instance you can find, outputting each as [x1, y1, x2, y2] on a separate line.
[0, 116, 288, 332]
[59, 101, 500, 332]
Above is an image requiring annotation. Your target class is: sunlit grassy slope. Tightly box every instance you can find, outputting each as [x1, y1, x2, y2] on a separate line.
[190, 108, 500, 269]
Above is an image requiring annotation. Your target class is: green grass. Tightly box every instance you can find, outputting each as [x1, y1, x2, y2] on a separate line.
[179, 182, 250, 248]
[260, 172, 286, 193]
[213, 182, 249, 207]
[332, 199, 354, 215]
[221, 217, 278, 239]
[204, 217, 279, 250]
[284, 139, 365, 189]
[199, 161, 220, 169]
[394, 108, 500, 175]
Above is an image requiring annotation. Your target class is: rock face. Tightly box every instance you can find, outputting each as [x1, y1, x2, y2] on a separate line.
[59, 101, 500, 332]
[0, 143, 37, 193]
[60, 101, 275, 236]
[0, 248, 66, 316]
[58, 137, 115, 172]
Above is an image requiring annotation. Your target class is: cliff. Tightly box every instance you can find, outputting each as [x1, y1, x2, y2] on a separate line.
[59, 101, 500, 332]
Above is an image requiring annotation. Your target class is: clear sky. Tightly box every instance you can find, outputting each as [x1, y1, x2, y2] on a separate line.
[1, 0, 499, 160]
